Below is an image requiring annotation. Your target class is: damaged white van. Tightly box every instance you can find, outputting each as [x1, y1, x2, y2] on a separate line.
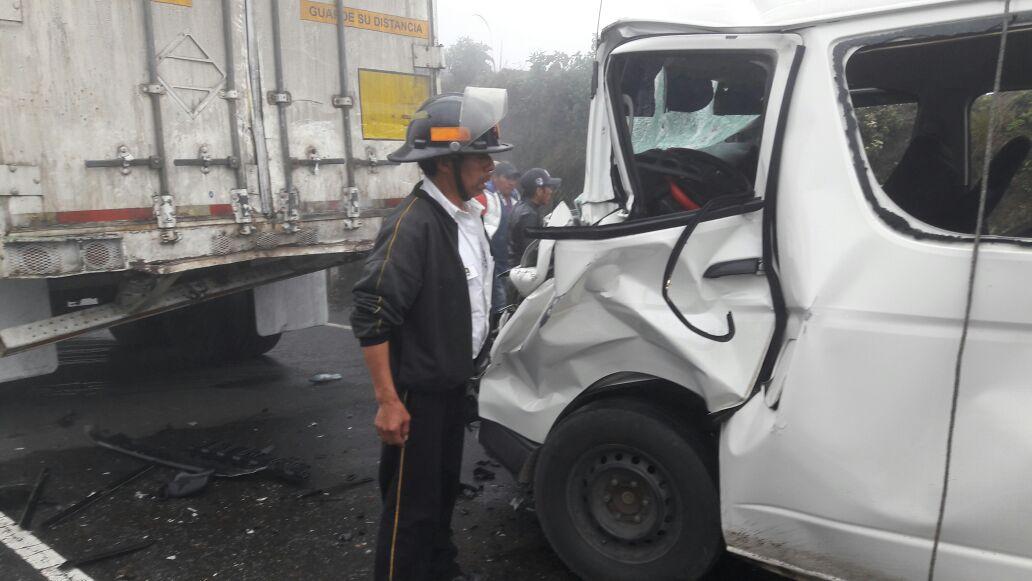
[477, 1, 1032, 579]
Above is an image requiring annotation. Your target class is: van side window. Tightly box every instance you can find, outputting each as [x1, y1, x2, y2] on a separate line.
[846, 28, 1032, 236]
[609, 53, 772, 218]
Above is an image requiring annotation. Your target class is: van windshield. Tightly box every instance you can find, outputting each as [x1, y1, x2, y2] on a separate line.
[610, 52, 772, 218]
[631, 71, 759, 153]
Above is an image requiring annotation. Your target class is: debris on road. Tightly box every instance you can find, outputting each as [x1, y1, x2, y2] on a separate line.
[18, 467, 49, 529]
[472, 467, 496, 482]
[297, 477, 374, 501]
[88, 429, 311, 484]
[193, 440, 310, 484]
[60, 539, 156, 570]
[42, 464, 155, 529]
[162, 470, 214, 499]
[57, 411, 80, 428]
[309, 373, 343, 384]
[90, 429, 209, 474]
[459, 483, 482, 499]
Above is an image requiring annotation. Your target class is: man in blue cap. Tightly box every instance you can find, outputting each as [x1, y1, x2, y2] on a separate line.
[509, 167, 561, 266]
[473, 161, 521, 315]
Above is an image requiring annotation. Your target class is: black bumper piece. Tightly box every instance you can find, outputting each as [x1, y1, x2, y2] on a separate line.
[478, 418, 540, 481]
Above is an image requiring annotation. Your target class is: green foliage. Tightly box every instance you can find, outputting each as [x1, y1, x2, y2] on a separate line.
[856, 91, 1032, 236]
[443, 38, 495, 90]
[442, 38, 594, 202]
[855, 103, 918, 183]
[970, 91, 1032, 235]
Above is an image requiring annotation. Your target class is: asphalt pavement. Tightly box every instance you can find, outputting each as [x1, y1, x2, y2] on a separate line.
[0, 295, 781, 581]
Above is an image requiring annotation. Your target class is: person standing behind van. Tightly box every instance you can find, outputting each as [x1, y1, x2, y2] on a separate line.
[473, 162, 521, 314]
[509, 168, 560, 266]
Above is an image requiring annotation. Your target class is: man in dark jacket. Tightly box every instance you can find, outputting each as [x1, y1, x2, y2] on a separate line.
[508, 167, 561, 266]
[351, 88, 512, 581]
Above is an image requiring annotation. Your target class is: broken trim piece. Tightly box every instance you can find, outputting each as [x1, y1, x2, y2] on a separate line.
[527, 197, 763, 241]
[60, 540, 155, 571]
[18, 468, 49, 530]
[662, 196, 763, 343]
[41, 465, 155, 530]
[479, 418, 540, 480]
[751, 44, 805, 399]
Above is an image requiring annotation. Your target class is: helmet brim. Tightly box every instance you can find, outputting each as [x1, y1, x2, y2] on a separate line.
[387, 141, 514, 163]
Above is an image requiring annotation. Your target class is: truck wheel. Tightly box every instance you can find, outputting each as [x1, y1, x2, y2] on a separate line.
[230, 326, 281, 358]
[162, 291, 281, 363]
[534, 400, 721, 581]
[225, 290, 282, 358]
[109, 317, 169, 348]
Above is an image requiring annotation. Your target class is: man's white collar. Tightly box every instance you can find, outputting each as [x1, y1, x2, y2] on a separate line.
[422, 178, 473, 220]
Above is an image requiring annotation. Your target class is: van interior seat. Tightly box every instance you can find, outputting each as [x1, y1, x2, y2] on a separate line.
[882, 133, 968, 231]
[968, 135, 1032, 215]
[882, 134, 1031, 233]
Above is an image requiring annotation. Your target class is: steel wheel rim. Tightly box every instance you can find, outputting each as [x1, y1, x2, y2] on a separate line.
[565, 444, 682, 563]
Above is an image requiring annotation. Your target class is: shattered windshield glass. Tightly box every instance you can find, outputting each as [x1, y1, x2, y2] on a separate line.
[612, 52, 771, 217]
[631, 70, 759, 154]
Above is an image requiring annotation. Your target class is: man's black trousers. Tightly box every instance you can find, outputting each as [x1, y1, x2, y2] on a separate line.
[375, 385, 466, 581]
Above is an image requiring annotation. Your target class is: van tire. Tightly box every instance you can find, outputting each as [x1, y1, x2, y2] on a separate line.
[534, 400, 721, 581]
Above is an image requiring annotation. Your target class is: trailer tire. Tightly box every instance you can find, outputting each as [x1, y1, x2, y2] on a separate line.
[230, 326, 282, 358]
[109, 317, 170, 348]
[161, 291, 280, 363]
[534, 400, 721, 581]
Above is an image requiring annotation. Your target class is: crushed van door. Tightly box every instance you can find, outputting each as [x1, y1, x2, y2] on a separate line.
[479, 33, 802, 444]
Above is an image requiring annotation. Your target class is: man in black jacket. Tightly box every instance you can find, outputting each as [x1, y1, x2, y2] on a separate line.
[351, 89, 512, 581]
[508, 168, 561, 266]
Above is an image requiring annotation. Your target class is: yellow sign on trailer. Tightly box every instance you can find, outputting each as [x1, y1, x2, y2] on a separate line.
[358, 69, 431, 140]
[300, 1, 430, 39]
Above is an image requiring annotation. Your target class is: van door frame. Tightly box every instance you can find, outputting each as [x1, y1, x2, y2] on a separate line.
[531, 35, 805, 414]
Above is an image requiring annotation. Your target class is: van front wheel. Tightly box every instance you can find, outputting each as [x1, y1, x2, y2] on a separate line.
[534, 401, 721, 581]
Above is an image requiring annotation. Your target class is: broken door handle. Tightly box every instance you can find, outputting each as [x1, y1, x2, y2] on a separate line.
[704, 258, 762, 278]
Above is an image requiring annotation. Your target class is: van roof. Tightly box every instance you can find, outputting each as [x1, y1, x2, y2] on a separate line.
[600, 0, 973, 36]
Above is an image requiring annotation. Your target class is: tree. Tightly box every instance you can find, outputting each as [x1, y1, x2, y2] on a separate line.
[502, 51, 593, 202]
[442, 42, 595, 199]
[970, 90, 1032, 235]
[442, 37, 494, 92]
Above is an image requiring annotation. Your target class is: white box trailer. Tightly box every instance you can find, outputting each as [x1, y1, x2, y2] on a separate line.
[0, 0, 442, 381]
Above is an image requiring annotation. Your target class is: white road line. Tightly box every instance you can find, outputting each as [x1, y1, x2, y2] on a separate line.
[325, 322, 352, 331]
[0, 512, 93, 580]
